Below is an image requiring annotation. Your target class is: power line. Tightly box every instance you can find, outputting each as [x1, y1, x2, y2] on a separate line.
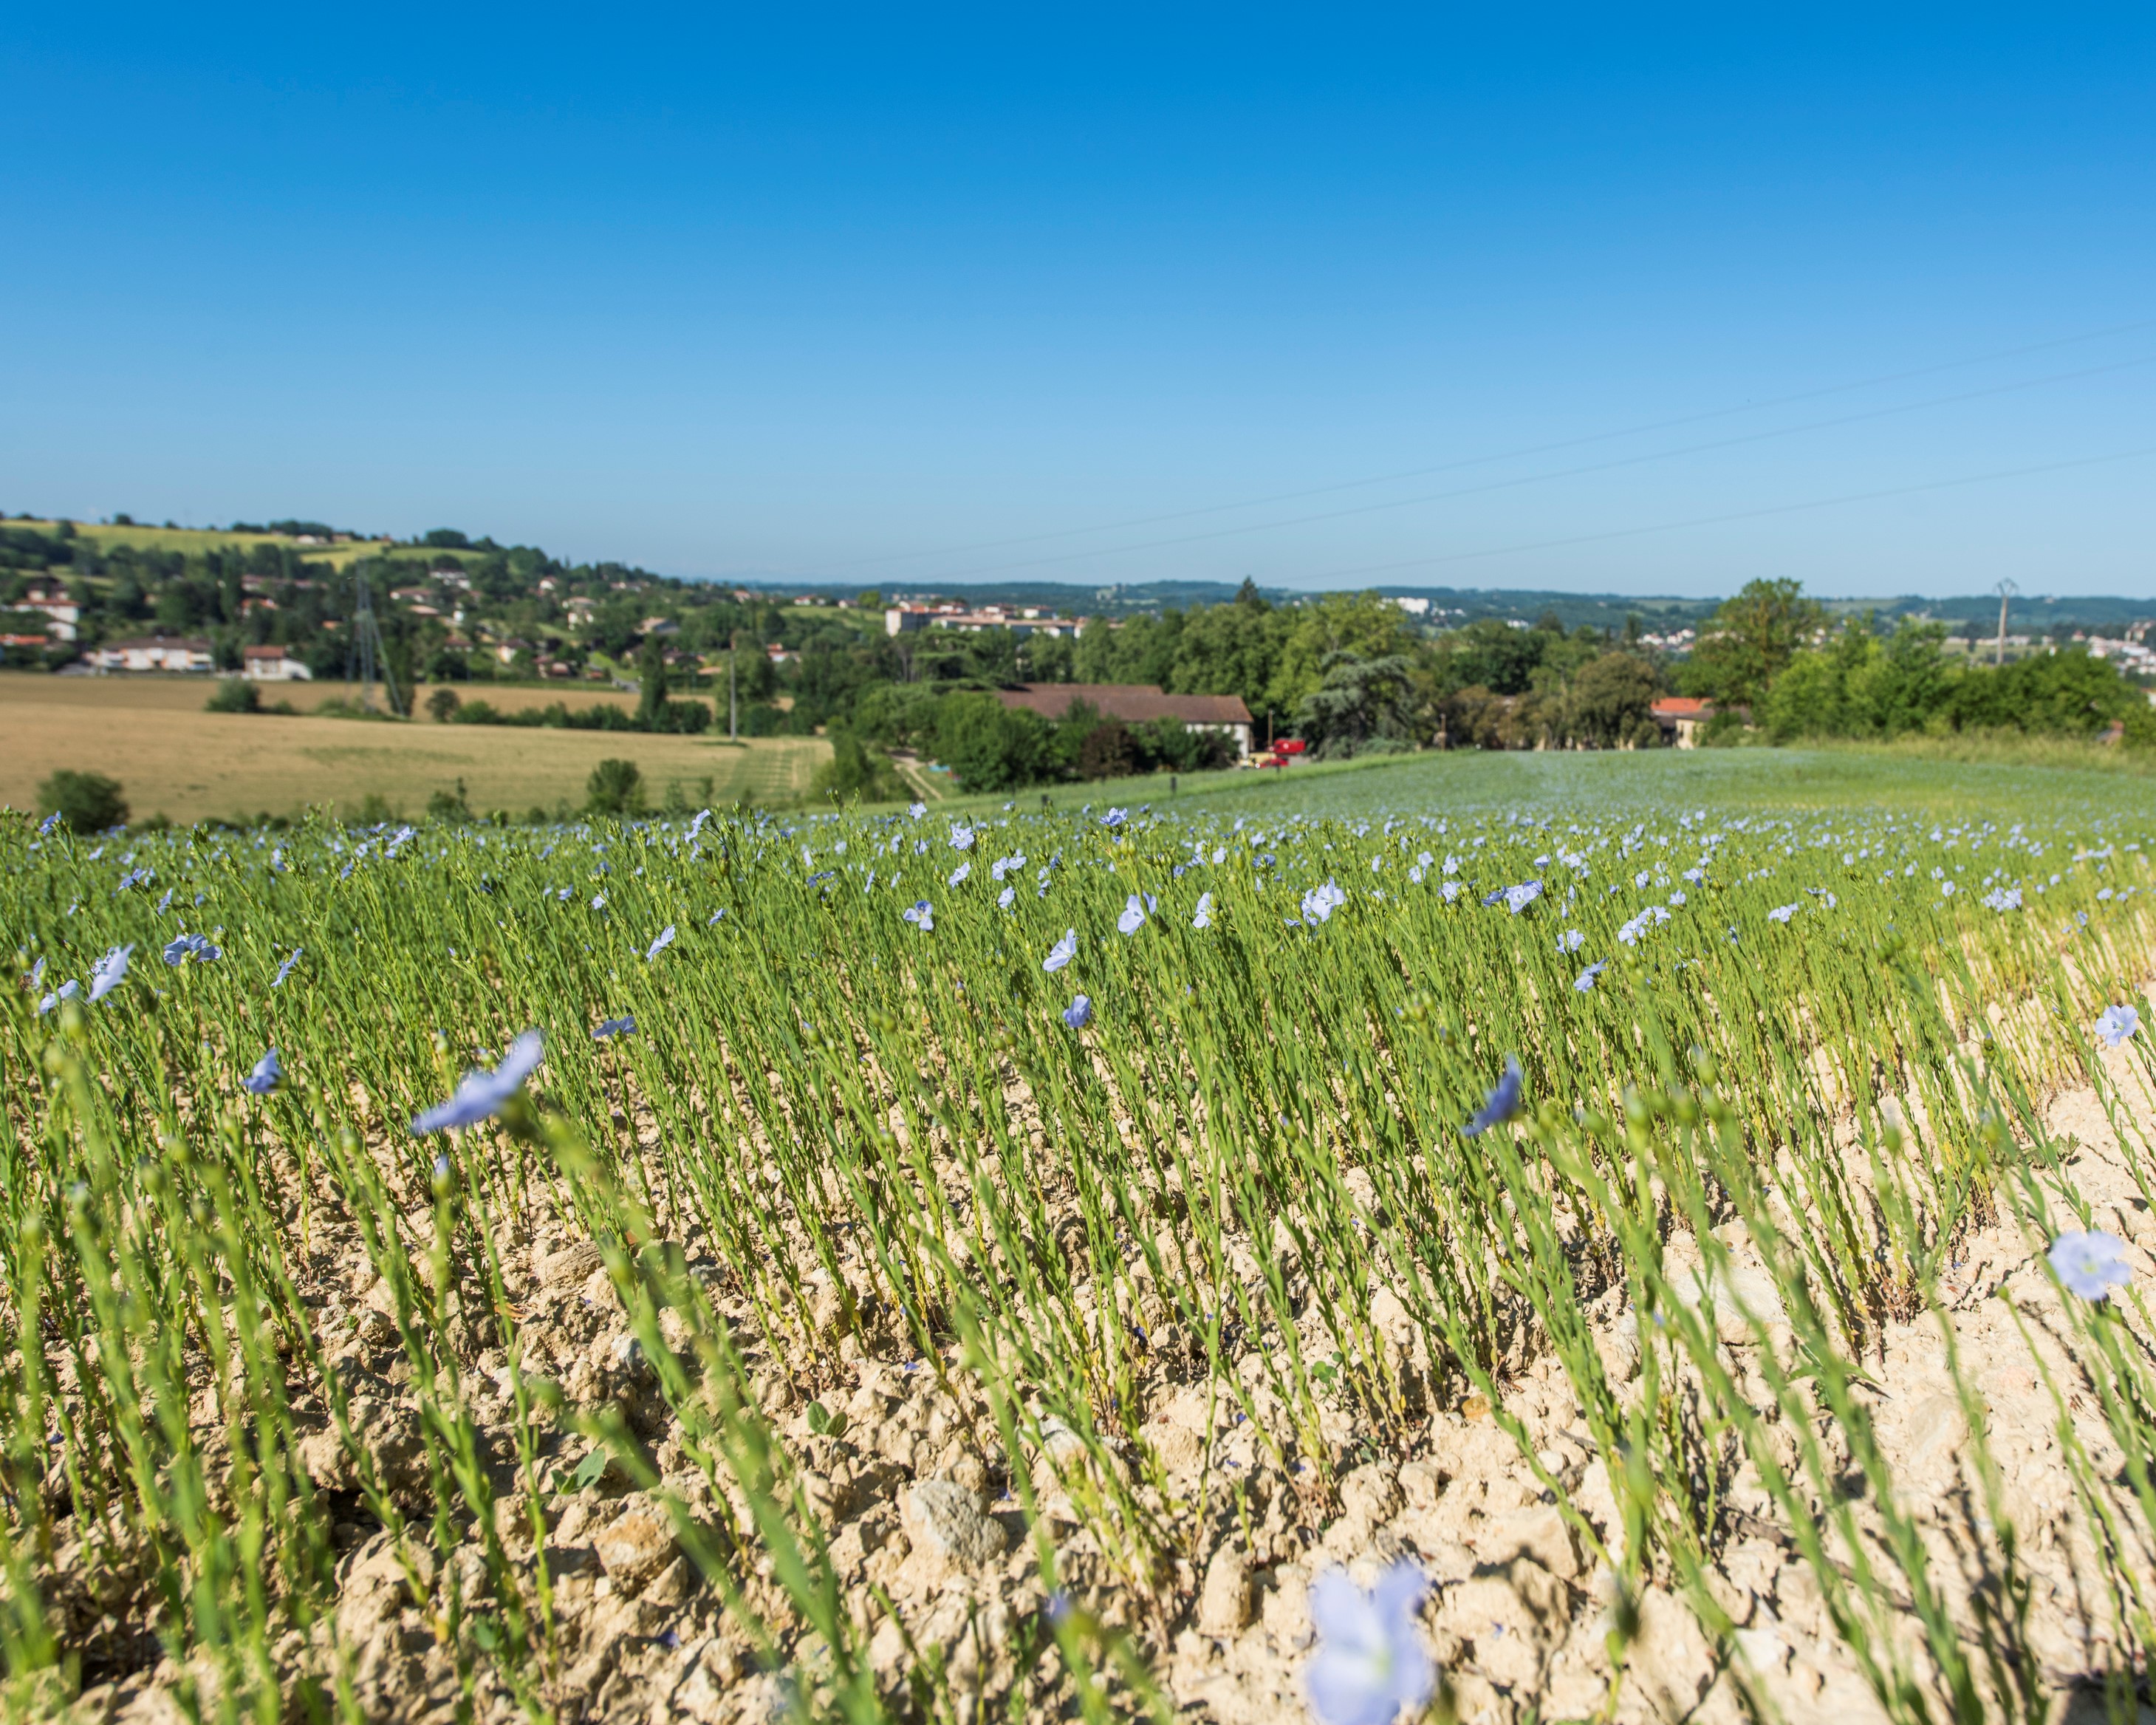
[917, 349, 2156, 584]
[1290, 446, 2156, 584]
[798, 315, 2156, 576]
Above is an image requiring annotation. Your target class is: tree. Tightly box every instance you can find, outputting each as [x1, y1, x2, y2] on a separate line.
[933, 693, 1053, 791]
[427, 686, 463, 723]
[1688, 578, 1824, 708]
[38, 769, 129, 833]
[810, 725, 908, 804]
[636, 633, 668, 727]
[1566, 652, 1658, 747]
[1078, 719, 1137, 781]
[1296, 651, 1416, 756]
[205, 677, 261, 714]
[585, 758, 647, 816]
[1267, 593, 1415, 718]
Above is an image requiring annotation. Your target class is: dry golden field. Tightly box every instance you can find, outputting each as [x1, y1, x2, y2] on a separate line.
[0, 674, 828, 823]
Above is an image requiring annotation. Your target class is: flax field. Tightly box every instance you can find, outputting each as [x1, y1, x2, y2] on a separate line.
[4, 790, 2154, 1725]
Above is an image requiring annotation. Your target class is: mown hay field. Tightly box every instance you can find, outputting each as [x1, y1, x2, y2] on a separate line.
[0, 674, 825, 822]
[4, 773, 2155, 1725]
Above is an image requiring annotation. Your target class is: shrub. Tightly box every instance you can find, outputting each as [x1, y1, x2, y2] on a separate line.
[206, 677, 261, 714]
[427, 687, 463, 723]
[38, 769, 129, 833]
[586, 758, 647, 816]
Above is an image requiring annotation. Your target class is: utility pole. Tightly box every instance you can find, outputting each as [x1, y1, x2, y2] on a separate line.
[351, 567, 400, 715]
[1994, 578, 2018, 668]
[728, 629, 738, 741]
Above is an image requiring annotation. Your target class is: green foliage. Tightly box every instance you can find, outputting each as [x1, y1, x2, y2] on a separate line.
[933, 691, 1053, 792]
[35, 768, 129, 832]
[584, 756, 647, 816]
[1566, 651, 1660, 747]
[426, 686, 462, 723]
[425, 778, 473, 822]
[205, 676, 261, 714]
[1687, 576, 1827, 708]
[810, 725, 909, 805]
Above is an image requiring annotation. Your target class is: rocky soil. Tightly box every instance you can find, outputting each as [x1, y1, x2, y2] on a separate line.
[58, 1042, 2156, 1725]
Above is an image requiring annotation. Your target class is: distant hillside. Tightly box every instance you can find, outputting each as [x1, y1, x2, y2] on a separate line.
[1, 516, 394, 570]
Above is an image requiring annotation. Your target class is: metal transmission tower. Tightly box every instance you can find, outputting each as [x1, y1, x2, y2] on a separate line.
[347, 570, 402, 714]
[1994, 578, 2018, 667]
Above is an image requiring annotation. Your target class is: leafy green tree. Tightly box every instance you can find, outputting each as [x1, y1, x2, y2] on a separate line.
[810, 725, 908, 803]
[1296, 651, 1417, 756]
[1687, 578, 1824, 708]
[933, 691, 1052, 791]
[585, 758, 647, 816]
[636, 633, 668, 727]
[38, 769, 129, 833]
[1565, 652, 1659, 747]
[205, 677, 261, 714]
[427, 686, 463, 723]
[1267, 593, 1414, 719]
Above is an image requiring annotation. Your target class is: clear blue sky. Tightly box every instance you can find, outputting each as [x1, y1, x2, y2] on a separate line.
[4, 4, 2151, 598]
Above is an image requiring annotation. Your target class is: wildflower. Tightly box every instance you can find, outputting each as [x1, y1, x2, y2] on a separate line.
[1102, 808, 1127, 828]
[902, 901, 935, 932]
[1558, 928, 1585, 953]
[948, 861, 971, 887]
[708, 907, 729, 926]
[1440, 881, 1463, 903]
[410, 1030, 544, 1133]
[646, 924, 677, 962]
[1635, 870, 1651, 889]
[1301, 880, 1348, 925]
[242, 1048, 282, 1094]
[1063, 994, 1093, 1029]
[908, 802, 926, 819]
[2048, 1231, 2132, 1302]
[2095, 1005, 2140, 1048]
[593, 1015, 637, 1039]
[949, 824, 976, 851]
[999, 885, 1016, 909]
[1940, 880, 1956, 897]
[1683, 866, 1705, 884]
[1981, 886, 2023, 912]
[1465, 1056, 1523, 1138]
[1044, 929, 1078, 971]
[1118, 894, 1149, 935]
[590, 894, 607, 912]
[1669, 889, 1687, 906]
[1766, 904, 1797, 924]
[1194, 892, 1214, 930]
[155, 888, 174, 913]
[88, 945, 134, 1002]
[1304, 1561, 1433, 1725]
[1575, 961, 1606, 993]
[1503, 880, 1543, 915]
[38, 811, 61, 835]
[38, 980, 81, 1014]
[273, 948, 303, 988]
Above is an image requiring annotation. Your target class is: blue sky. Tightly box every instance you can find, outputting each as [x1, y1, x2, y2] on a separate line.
[4, 4, 2152, 598]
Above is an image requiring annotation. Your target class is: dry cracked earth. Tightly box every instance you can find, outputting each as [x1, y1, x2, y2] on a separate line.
[57, 1038, 2156, 1725]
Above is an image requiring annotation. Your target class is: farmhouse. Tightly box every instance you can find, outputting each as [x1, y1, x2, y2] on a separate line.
[17, 587, 81, 642]
[1651, 696, 1714, 748]
[993, 683, 1255, 759]
[242, 645, 313, 681]
[89, 636, 215, 674]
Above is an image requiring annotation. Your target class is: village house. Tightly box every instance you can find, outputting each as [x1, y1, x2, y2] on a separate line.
[89, 636, 216, 674]
[993, 683, 1254, 759]
[242, 644, 313, 681]
[17, 586, 81, 641]
[1651, 697, 1714, 748]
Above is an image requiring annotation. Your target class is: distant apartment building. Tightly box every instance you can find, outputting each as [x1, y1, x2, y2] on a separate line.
[242, 645, 313, 681]
[886, 604, 1084, 640]
[90, 636, 216, 674]
[993, 683, 1254, 758]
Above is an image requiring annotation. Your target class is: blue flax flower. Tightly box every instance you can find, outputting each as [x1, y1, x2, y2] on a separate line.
[998, 885, 1016, 909]
[1063, 994, 1092, 1030]
[273, 949, 304, 988]
[593, 1015, 637, 1039]
[89, 944, 134, 1002]
[948, 861, 971, 887]
[243, 1048, 282, 1094]
[646, 923, 677, 962]
[1304, 1562, 1433, 1725]
[38, 811, 62, 836]
[1044, 928, 1078, 972]
[1118, 894, 1150, 935]
[2049, 1230, 2132, 1302]
[902, 900, 935, 932]
[1193, 892, 1214, 930]
[1575, 961, 1606, 993]
[2095, 1004, 2140, 1048]
[1766, 904, 1797, 924]
[1503, 880, 1543, 915]
[1465, 1056, 1523, 1138]
[1301, 880, 1347, 925]
[38, 980, 82, 1014]
[411, 1031, 544, 1133]
[163, 932, 220, 966]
